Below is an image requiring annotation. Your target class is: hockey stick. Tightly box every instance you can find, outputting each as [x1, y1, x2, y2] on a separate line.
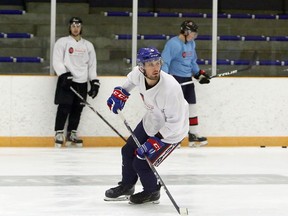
[117, 110, 189, 216]
[70, 87, 127, 142]
[181, 51, 258, 86]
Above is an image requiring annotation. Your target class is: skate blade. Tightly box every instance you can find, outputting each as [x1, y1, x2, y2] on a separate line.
[129, 200, 160, 205]
[55, 143, 62, 148]
[189, 141, 208, 147]
[104, 195, 130, 201]
[65, 141, 83, 148]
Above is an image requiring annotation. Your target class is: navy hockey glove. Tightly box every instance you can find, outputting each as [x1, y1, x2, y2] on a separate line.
[194, 70, 210, 84]
[107, 86, 130, 114]
[59, 72, 73, 90]
[136, 137, 164, 159]
[88, 79, 100, 99]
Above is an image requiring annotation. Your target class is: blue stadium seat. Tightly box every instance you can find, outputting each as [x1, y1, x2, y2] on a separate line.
[181, 13, 206, 18]
[157, 12, 179, 17]
[124, 58, 288, 66]
[0, 33, 6, 38]
[14, 57, 44, 63]
[268, 36, 288, 41]
[197, 35, 212, 40]
[254, 14, 276, 19]
[6, 33, 33, 38]
[104, 11, 130, 16]
[104, 11, 288, 20]
[232, 60, 251, 65]
[0, 57, 14, 62]
[227, 14, 253, 19]
[114, 34, 288, 42]
[218, 35, 241, 41]
[242, 35, 266, 41]
[141, 34, 167, 40]
[256, 60, 282, 66]
[0, 9, 25, 15]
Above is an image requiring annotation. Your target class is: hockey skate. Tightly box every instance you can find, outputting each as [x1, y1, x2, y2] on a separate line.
[66, 130, 83, 147]
[188, 133, 208, 147]
[129, 189, 160, 204]
[54, 130, 65, 148]
[104, 182, 135, 201]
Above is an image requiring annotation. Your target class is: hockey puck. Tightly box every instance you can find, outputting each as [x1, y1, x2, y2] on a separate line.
[260, 146, 266, 148]
[282, 146, 287, 148]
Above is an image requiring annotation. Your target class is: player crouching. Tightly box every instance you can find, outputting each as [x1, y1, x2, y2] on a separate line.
[104, 47, 189, 204]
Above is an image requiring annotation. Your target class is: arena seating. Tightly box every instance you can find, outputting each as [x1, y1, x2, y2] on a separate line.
[114, 34, 288, 41]
[0, 9, 25, 15]
[124, 58, 288, 66]
[0, 1, 287, 75]
[0, 57, 44, 63]
[0, 33, 33, 38]
[104, 11, 288, 20]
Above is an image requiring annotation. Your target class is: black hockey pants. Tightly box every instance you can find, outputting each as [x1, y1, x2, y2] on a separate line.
[54, 82, 87, 131]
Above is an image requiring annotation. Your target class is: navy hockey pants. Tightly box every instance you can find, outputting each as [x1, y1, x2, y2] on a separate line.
[121, 121, 159, 193]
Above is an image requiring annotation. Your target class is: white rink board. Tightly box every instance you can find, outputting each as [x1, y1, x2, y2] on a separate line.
[0, 76, 287, 137]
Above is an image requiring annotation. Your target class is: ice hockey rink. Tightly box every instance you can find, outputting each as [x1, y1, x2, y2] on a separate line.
[0, 146, 287, 216]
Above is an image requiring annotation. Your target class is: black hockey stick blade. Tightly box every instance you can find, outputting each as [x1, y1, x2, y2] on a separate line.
[210, 51, 258, 78]
[70, 87, 127, 142]
[117, 110, 189, 215]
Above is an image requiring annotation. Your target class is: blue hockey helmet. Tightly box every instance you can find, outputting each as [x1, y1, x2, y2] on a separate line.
[137, 47, 161, 65]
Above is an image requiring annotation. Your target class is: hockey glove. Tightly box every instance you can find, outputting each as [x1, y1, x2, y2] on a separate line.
[59, 72, 73, 90]
[136, 137, 164, 159]
[194, 70, 210, 84]
[107, 86, 130, 114]
[88, 79, 100, 99]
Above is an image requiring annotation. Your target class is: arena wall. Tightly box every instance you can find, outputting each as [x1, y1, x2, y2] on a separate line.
[0, 75, 287, 147]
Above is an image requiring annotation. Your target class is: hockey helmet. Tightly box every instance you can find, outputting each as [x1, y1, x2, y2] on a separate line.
[180, 20, 198, 35]
[68, 16, 83, 35]
[69, 17, 83, 25]
[137, 47, 161, 66]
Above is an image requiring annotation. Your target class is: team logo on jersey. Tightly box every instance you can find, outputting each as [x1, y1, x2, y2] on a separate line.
[69, 47, 74, 54]
[182, 51, 193, 58]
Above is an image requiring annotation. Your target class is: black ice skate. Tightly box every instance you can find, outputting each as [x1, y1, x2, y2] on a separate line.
[66, 130, 83, 147]
[104, 182, 135, 201]
[188, 133, 208, 147]
[55, 130, 65, 148]
[129, 189, 160, 204]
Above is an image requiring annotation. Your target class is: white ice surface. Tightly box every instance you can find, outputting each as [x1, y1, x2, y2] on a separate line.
[0, 147, 287, 216]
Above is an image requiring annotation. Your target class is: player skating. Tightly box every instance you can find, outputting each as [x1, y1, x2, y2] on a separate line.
[104, 47, 189, 204]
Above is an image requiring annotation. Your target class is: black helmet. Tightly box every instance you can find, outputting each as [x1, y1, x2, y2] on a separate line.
[68, 17, 83, 35]
[69, 17, 83, 25]
[180, 20, 198, 35]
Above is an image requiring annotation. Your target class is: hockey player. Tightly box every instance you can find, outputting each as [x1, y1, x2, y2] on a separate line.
[53, 17, 100, 148]
[104, 47, 189, 204]
[161, 20, 210, 147]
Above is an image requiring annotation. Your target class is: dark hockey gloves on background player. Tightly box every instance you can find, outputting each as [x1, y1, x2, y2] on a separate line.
[59, 72, 73, 90]
[88, 79, 100, 98]
[136, 137, 164, 159]
[107, 86, 130, 114]
[194, 69, 210, 84]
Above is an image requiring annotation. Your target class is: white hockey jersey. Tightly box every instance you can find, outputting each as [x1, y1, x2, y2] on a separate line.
[122, 66, 189, 144]
[53, 36, 97, 83]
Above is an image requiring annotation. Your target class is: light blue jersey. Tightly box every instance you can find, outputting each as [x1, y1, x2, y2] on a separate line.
[161, 36, 199, 77]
